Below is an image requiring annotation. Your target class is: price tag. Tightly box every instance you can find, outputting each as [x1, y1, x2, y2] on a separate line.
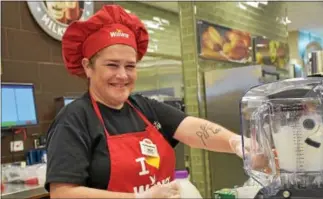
[140, 138, 159, 157]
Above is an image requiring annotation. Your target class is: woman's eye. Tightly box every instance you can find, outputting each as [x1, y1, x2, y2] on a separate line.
[107, 63, 118, 67]
[127, 65, 136, 68]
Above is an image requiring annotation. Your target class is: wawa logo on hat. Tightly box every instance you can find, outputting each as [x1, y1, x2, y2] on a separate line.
[110, 29, 130, 38]
[27, 1, 94, 41]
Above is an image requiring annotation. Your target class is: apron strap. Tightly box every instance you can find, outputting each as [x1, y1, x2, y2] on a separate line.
[90, 94, 153, 137]
[90, 94, 110, 137]
[126, 100, 152, 126]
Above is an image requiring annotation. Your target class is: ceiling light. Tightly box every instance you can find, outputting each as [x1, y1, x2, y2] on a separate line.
[276, 16, 292, 25]
[239, 1, 268, 8]
[161, 19, 170, 25]
[256, 44, 266, 47]
[237, 2, 247, 10]
[153, 16, 161, 22]
[245, 2, 259, 8]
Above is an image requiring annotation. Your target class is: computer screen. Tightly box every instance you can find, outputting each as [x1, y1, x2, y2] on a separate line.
[54, 96, 78, 115]
[1, 83, 38, 128]
[64, 98, 75, 105]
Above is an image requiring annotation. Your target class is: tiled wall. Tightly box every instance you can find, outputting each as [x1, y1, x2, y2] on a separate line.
[178, 2, 288, 197]
[1, 1, 88, 163]
[135, 65, 183, 97]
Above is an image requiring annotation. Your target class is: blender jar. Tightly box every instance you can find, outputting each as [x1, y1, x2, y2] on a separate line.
[240, 77, 323, 196]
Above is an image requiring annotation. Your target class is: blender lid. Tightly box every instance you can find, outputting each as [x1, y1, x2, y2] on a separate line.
[242, 77, 323, 100]
[268, 88, 314, 99]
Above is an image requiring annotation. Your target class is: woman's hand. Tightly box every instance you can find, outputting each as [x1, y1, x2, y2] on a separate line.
[135, 181, 180, 198]
[229, 135, 280, 172]
[229, 135, 268, 169]
[229, 134, 249, 158]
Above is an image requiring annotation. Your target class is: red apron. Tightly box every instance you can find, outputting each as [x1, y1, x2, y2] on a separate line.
[90, 95, 176, 194]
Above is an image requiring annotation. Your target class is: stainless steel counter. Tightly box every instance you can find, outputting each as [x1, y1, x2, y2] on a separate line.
[1, 183, 48, 199]
[1, 163, 48, 198]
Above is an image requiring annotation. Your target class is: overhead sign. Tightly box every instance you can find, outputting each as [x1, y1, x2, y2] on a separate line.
[27, 1, 94, 41]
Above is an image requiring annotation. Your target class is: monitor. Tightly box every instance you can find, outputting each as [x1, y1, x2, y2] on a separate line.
[54, 96, 78, 115]
[64, 97, 75, 105]
[1, 83, 38, 128]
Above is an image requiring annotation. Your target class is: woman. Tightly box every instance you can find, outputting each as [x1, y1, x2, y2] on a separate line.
[45, 5, 248, 198]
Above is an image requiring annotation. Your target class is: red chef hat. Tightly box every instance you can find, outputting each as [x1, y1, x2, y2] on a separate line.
[62, 5, 149, 77]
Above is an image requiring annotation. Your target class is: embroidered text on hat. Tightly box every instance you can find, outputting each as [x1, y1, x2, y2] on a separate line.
[110, 29, 129, 38]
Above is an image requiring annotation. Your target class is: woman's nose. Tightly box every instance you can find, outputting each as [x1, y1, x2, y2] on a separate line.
[115, 67, 128, 79]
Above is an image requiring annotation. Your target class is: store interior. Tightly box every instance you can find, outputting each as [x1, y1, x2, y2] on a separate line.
[1, 1, 323, 199]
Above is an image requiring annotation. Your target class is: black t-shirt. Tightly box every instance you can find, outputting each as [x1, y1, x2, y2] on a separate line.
[45, 92, 187, 192]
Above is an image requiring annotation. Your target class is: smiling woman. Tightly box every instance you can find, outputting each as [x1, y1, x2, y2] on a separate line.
[46, 5, 185, 198]
[45, 4, 257, 199]
[82, 44, 138, 109]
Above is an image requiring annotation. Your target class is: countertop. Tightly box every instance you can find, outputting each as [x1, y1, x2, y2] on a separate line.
[1, 183, 48, 199]
[1, 163, 48, 199]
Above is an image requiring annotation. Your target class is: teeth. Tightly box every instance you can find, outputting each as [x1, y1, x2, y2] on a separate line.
[111, 84, 126, 88]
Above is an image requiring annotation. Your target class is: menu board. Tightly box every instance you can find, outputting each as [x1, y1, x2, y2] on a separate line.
[254, 36, 289, 69]
[197, 20, 252, 63]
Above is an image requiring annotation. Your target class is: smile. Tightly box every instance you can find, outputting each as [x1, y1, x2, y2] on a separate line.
[109, 83, 128, 88]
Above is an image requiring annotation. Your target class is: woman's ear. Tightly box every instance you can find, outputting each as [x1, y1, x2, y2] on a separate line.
[81, 58, 92, 78]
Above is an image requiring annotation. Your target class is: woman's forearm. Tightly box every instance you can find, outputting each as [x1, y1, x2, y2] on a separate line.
[174, 116, 238, 153]
[50, 183, 135, 199]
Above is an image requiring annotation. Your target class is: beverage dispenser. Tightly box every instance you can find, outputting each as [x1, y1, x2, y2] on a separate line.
[240, 77, 323, 198]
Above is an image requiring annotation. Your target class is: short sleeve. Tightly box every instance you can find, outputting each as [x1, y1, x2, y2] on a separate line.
[149, 99, 187, 140]
[45, 109, 92, 192]
[134, 96, 188, 147]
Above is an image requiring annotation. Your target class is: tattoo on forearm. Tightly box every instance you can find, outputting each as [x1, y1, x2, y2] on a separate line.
[196, 122, 221, 146]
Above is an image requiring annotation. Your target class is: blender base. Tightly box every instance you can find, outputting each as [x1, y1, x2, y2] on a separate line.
[255, 188, 323, 199]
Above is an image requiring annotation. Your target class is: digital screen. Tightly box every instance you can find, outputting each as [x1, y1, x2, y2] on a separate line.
[1, 83, 38, 128]
[64, 98, 75, 105]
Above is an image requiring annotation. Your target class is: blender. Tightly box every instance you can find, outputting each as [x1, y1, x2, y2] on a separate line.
[240, 76, 323, 198]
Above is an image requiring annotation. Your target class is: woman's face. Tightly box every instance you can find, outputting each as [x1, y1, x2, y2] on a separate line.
[83, 44, 137, 108]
